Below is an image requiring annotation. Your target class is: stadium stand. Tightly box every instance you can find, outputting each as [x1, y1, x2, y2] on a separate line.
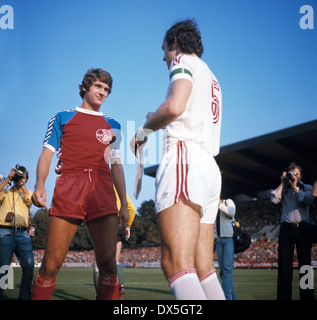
[11, 198, 317, 269]
[144, 120, 317, 198]
[142, 120, 317, 268]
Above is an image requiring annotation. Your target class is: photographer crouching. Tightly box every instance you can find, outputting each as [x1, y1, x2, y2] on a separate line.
[0, 165, 34, 300]
[271, 162, 315, 300]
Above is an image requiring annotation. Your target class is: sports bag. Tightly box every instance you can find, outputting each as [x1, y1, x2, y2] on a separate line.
[231, 220, 251, 254]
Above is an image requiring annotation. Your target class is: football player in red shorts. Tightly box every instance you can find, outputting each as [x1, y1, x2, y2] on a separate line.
[31, 68, 128, 300]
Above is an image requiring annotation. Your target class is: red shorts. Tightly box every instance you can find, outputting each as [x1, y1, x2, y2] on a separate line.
[49, 171, 118, 223]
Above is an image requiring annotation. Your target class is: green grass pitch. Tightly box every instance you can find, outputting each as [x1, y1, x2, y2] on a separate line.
[3, 267, 316, 300]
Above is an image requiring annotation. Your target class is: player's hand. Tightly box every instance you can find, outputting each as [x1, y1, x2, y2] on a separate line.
[129, 136, 147, 156]
[146, 112, 155, 120]
[129, 126, 148, 156]
[118, 205, 129, 230]
[32, 184, 47, 207]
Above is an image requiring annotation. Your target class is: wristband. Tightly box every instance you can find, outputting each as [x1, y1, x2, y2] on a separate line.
[130, 126, 151, 155]
[135, 126, 148, 141]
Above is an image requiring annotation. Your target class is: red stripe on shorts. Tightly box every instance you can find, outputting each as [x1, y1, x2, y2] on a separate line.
[174, 141, 190, 203]
[182, 141, 190, 200]
[174, 142, 181, 203]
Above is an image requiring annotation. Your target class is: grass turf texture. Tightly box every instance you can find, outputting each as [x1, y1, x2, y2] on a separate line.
[3, 267, 316, 300]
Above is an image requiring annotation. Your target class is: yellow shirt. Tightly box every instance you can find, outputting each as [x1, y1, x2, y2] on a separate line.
[0, 187, 33, 228]
[114, 188, 136, 226]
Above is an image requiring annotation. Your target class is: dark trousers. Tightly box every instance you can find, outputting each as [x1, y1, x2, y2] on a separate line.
[277, 222, 315, 300]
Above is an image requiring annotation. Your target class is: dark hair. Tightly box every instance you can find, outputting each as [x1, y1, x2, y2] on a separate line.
[164, 19, 204, 58]
[15, 165, 29, 182]
[23, 167, 29, 182]
[79, 68, 113, 98]
[287, 161, 303, 179]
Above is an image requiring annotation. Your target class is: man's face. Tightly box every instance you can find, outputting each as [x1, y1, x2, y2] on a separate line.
[290, 168, 301, 181]
[162, 38, 177, 69]
[84, 80, 110, 109]
[14, 175, 27, 188]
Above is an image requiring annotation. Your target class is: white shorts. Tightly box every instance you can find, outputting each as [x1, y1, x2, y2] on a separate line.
[155, 140, 221, 224]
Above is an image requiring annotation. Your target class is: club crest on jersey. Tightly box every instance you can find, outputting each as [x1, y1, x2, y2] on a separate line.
[96, 129, 114, 145]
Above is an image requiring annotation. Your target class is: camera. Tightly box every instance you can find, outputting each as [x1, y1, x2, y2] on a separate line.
[11, 164, 27, 182]
[283, 171, 296, 183]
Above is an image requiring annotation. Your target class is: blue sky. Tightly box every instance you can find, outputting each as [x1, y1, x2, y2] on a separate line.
[0, 0, 316, 214]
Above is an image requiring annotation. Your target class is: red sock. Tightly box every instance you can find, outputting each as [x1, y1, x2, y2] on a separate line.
[32, 272, 56, 300]
[97, 275, 119, 300]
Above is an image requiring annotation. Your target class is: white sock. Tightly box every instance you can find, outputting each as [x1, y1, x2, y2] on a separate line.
[199, 269, 225, 300]
[168, 269, 207, 300]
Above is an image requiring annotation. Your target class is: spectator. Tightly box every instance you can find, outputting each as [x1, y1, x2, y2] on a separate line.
[271, 162, 315, 300]
[215, 199, 238, 300]
[0, 166, 34, 300]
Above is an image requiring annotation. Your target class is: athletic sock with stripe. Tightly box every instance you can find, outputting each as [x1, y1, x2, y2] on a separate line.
[168, 268, 207, 300]
[97, 274, 120, 300]
[32, 272, 56, 300]
[199, 269, 225, 300]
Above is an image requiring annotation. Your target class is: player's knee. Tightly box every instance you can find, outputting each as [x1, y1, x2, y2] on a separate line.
[160, 256, 169, 273]
[160, 250, 175, 275]
[97, 256, 116, 276]
[40, 257, 62, 279]
[39, 266, 59, 280]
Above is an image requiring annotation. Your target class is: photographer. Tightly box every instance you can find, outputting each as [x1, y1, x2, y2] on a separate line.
[0, 165, 34, 300]
[271, 162, 315, 300]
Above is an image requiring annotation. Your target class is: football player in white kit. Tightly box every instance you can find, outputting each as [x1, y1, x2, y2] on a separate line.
[131, 19, 225, 300]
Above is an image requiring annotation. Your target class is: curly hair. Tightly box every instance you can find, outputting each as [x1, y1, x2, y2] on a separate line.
[164, 19, 204, 58]
[79, 68, 113, 99]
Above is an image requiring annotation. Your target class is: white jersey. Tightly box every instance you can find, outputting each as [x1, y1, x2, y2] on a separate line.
[155, 54, 222, 221]
[164, 54, 222, 156]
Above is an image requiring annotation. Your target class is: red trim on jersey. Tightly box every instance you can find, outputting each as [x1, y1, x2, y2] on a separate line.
[172, 54, 184, 66]
[212, 79, 220, 124]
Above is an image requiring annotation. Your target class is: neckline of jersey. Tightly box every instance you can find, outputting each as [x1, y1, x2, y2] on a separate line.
[76, 106, 104, 116]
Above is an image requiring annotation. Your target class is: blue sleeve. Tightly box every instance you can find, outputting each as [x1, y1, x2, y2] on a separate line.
[43, 112, 62, 152]
[105, 116, 122, 150]
[298, 184, 314, 206]
[43, 109, 76, 152]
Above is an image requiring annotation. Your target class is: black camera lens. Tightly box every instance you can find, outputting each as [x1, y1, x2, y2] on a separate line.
[12, 165, 27, 182]
[286, 172, 292, 179]
[283, 171, 295, 183]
